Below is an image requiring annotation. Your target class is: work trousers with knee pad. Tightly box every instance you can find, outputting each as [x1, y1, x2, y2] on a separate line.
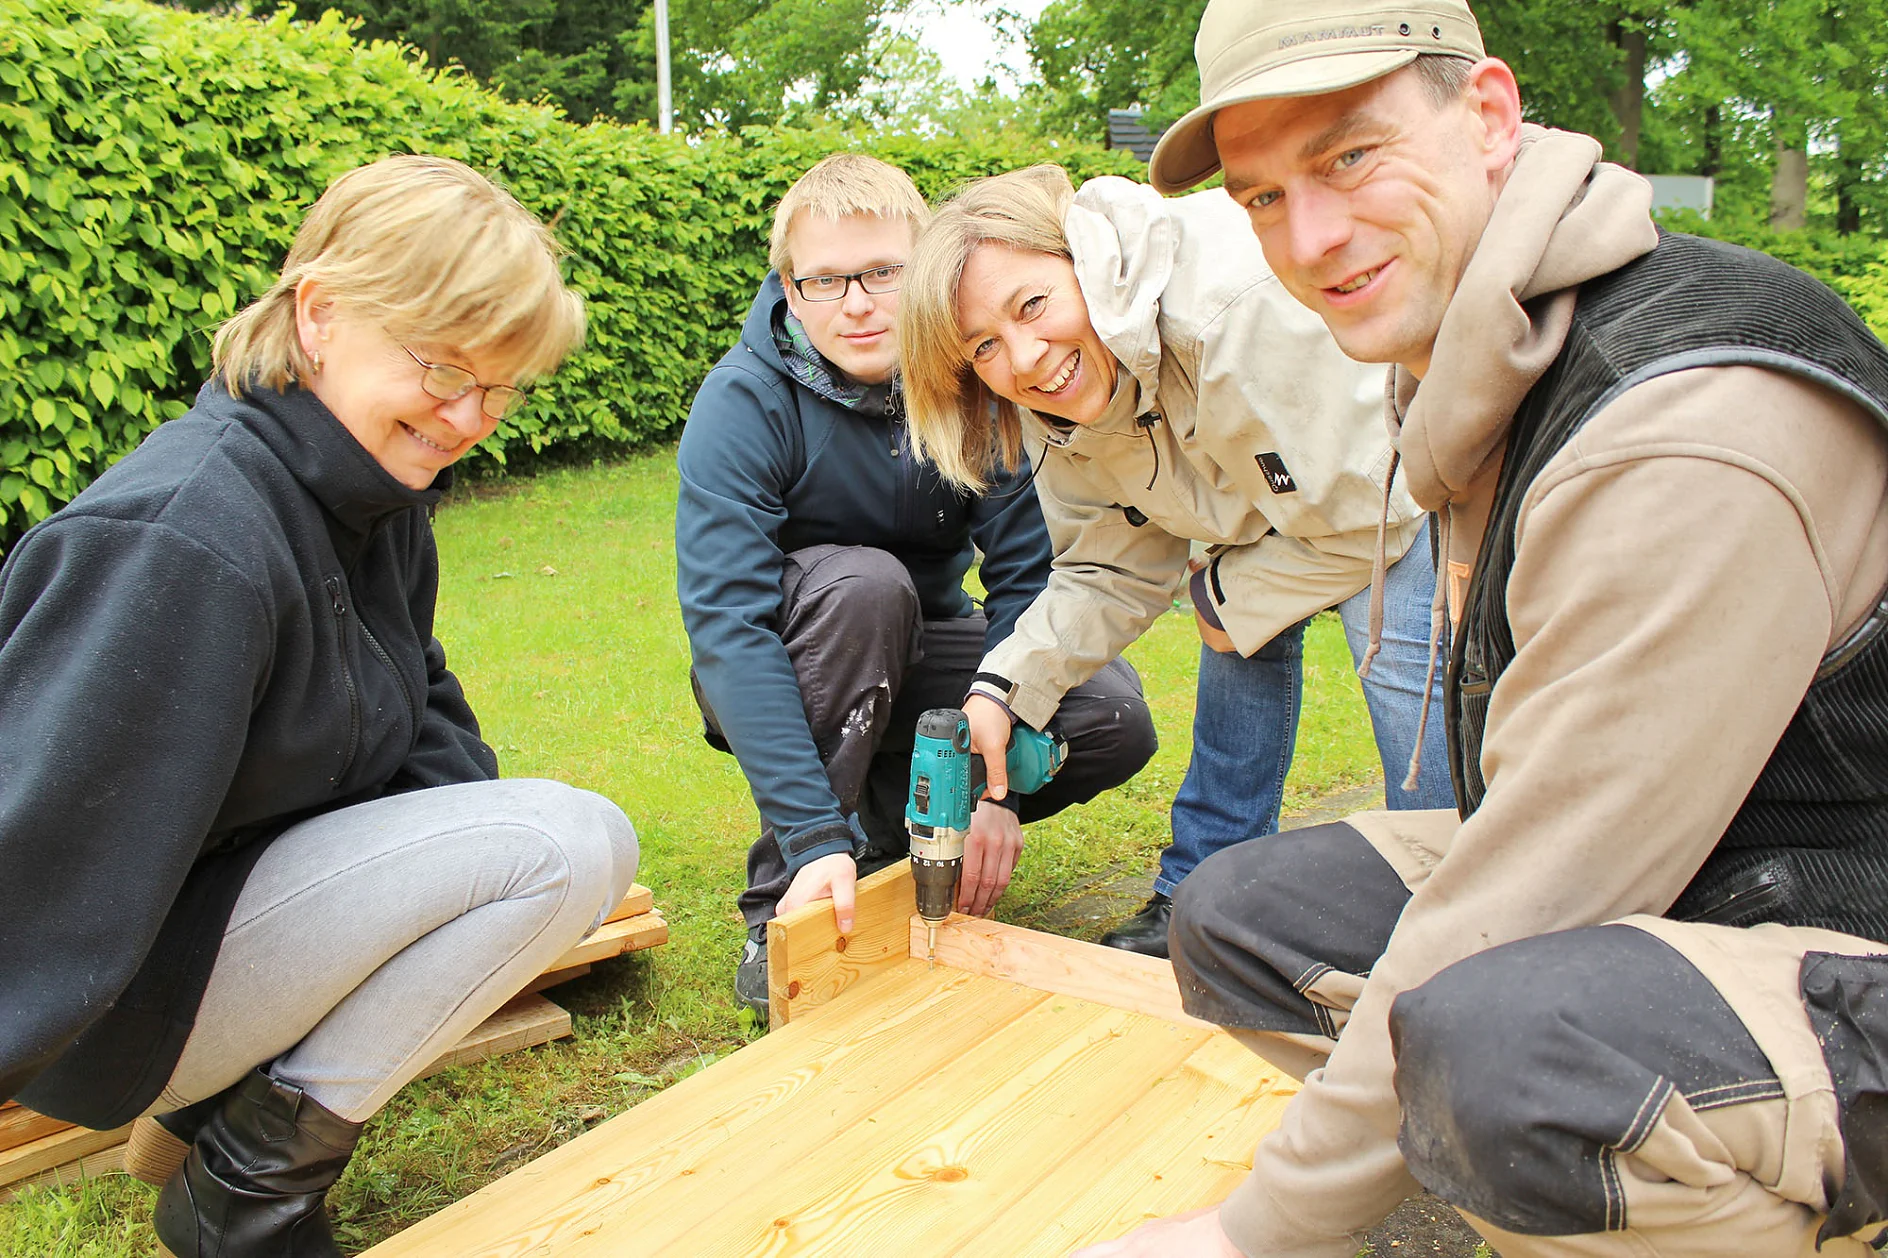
[151, 778, 638, 1124]
[1171, 820, 1888, 1256]
[699, 544, 1158, 930]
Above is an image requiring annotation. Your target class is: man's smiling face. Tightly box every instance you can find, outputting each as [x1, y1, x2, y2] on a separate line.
[782, 210, 913, 386]
[1213, 62, 1518, 377]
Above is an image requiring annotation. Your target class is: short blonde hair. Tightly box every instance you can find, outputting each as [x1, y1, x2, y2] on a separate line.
[900, 164, 1075, 492]
[768, 153, 929, 276]
[214, 154, 584, 397]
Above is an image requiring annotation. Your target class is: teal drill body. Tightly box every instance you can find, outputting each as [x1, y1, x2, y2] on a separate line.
[905, 708, 1067, 935]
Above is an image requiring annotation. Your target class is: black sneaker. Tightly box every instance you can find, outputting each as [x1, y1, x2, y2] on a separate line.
[734, 936, 770, 1021]
[1099, 892, 1174, 958]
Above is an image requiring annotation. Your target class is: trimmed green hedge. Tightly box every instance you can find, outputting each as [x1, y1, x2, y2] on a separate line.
[0, 0, 1139, 552]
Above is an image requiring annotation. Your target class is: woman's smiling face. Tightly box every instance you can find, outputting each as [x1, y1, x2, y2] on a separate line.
[954, 244, 1119, 426]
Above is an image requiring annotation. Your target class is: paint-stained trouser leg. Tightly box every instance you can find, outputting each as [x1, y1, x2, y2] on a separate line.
[1169, 820, 1412, 1080]
[1391, 921, 1888, 1256]
[1170, 820, 1888, 1255]
[722, 545, 924, 930]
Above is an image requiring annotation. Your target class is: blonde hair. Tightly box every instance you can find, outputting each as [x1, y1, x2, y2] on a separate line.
[214, 154, 584, 397]
[900, 164, 1075, 492]
[768, 153, 929, 276]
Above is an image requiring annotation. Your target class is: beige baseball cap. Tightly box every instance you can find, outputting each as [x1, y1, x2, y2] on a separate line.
[1148, 0, 1485, 193]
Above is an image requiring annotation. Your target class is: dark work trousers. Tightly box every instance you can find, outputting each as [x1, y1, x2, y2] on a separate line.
[695, 544, 1158, 933]
[1169, 821, 1888, 1255]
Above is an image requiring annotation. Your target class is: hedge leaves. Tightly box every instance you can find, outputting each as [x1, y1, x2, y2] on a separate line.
[0, 0, 1139, 552]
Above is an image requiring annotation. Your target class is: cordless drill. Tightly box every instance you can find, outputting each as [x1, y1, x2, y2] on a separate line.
[906, 708, 1067, 965]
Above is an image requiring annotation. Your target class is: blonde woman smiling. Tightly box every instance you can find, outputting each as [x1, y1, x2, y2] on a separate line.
[899, 165, 1450, 954]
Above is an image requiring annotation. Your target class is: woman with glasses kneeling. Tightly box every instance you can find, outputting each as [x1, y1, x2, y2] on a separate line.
[0, 155, 637, 1258]
[899, 166, 1452, 955]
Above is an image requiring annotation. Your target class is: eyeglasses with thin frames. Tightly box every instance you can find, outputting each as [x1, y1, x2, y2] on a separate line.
[401, 345, 528, 420]
[789, 265, 905, 303]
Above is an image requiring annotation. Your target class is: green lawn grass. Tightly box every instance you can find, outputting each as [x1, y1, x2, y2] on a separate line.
[0, 447, 1382, 1256]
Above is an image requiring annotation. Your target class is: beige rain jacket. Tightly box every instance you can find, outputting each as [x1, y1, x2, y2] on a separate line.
[978, 177, 1422, 729]
[1219, 126, 1888, 1257]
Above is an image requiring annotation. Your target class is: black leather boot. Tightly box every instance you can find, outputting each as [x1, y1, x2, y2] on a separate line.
[153, 1068, 364, 1258]
[1099, 893, 1174, 958]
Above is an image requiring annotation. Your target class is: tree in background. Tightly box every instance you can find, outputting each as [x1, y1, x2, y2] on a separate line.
[1020, 0, 1886, 235]
[170, 0, 909, 129]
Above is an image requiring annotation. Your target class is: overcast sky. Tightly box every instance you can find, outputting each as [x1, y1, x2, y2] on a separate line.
[898, 0, 1053, 91]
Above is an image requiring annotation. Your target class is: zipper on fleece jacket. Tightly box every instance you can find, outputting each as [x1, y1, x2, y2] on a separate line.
[325, 575, 363, 789]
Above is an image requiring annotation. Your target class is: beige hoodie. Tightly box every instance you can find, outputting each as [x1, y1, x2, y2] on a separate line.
[1219, 127, 1888, 1255]
[979, 177, 1422, 729]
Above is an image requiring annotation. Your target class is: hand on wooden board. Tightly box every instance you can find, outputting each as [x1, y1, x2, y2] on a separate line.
[1069, 1205, 1248, 1257]
[778, 851, 858, 934]
[960, 798, 1023, 916]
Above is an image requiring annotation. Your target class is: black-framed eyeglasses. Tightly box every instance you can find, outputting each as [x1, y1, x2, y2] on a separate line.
[789, 264, 905, 303]
[402, 346, 528, 420]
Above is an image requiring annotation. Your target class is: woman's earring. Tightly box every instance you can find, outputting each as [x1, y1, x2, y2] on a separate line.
[310, 349, 323, 373]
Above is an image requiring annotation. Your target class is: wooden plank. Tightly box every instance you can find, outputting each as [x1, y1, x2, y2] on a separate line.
[0, 1123, 132, 1191]
[525, 963, 593, 993]
[768, 860, 916, 1028]
[604, 884, 654, 925]
[545, 911, 667, 971]
[0, 1104, 73, 1152]
[917, 914, 1211, 1029]
[363, 963, 1045, 1257]
[668, 999, 1214, 1258]
[415, 993, 572, 1081]
[0, 1138, 127, 1204]
[972, 1032, 1299, 1256]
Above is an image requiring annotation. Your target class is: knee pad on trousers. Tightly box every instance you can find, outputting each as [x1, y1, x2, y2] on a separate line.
[1170, 822, 1407, 1036]
[1391, 924, 1774, 1236]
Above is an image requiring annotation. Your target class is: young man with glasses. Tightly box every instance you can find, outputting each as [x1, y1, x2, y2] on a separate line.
[676, 154, 1157, 1018]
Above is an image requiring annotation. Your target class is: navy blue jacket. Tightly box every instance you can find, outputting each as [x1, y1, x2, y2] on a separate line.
[0, 381, 495, 1128]
[676, 274, 1054, 874]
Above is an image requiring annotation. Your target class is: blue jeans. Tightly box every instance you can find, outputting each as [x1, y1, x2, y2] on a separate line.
[1156, 521, 1451, 896]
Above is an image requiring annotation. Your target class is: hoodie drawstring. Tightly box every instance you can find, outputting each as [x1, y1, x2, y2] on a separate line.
[1355, 450, 1449, 794]
[1137, 412, 1162, 490]
[1400, 505, 1451, 793]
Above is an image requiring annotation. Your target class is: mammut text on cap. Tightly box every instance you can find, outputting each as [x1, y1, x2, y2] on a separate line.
[1148, 0, 1485, 193]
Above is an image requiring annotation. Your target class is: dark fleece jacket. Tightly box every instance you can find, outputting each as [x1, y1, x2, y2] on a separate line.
[0, 380, 495, 1129]
[676, 273, 1054, 875]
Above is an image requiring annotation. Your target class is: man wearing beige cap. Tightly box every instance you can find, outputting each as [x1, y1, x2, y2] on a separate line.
[1072, 2, 1888, 1256]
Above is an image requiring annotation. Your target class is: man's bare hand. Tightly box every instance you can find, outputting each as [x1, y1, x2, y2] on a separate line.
[1069, 1207, 1245, 1257]
[960, 798, 1023, 916]
[776, 852, 857, 933]
[963, 693, 1015, 801]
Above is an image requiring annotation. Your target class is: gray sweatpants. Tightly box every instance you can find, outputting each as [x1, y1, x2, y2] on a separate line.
[150, 778, 638, 1123]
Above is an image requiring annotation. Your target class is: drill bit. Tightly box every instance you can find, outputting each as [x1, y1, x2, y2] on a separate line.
[927, 922, 937, 970]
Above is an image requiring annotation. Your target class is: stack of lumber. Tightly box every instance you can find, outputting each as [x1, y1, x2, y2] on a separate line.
[0, 883, 665, 1202]
[360, 863, 1296, 1257]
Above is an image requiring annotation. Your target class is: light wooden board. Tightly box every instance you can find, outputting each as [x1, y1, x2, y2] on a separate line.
[768, 861, 916, 1027]
[916, 913, 1210, 1028]
[544, 912, 667, 971]
[362, 929, 1296, 1257]
[604, 884, 654, 925]
[415, 993, 573, 1080]
[0, 1137, 127, 1203]
[0, 1102, 72, 1153]
[0, 1123, 132, 1192]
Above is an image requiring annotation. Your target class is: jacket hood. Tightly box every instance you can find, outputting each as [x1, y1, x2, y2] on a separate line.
[1393, 125, 1658, 511]
[1063, 176, 1176, 423]
[200, 380, 445, 535]
[737, 271, 794, 377]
